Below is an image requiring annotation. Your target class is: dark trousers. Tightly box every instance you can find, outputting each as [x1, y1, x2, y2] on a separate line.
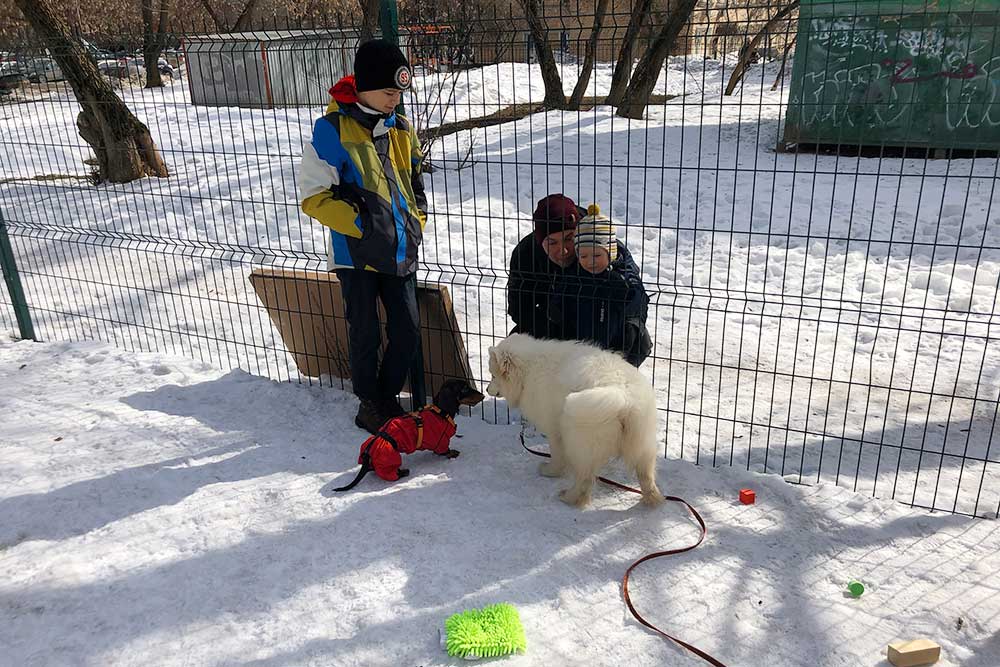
[336, 269, 420, 402]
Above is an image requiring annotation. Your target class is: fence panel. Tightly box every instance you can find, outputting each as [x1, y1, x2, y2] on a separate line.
[1, 0, 998, 518]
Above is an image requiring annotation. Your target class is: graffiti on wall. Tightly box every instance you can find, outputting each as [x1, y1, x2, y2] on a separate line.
[787, 12, 1000, 143]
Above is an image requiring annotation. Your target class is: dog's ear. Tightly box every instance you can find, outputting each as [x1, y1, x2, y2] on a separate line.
[495, 348, 517, 377]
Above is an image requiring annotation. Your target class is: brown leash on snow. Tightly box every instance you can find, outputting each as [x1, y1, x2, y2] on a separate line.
[519, 429, 730, 667]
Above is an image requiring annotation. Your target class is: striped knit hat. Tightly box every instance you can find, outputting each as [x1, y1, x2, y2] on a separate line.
[574, 204, 617, 261]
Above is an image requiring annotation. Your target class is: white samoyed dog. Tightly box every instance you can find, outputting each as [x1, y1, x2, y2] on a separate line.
[486, 334, 663, 508]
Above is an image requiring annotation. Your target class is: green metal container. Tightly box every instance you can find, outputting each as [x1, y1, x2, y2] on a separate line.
[783, 0, 1000, 150]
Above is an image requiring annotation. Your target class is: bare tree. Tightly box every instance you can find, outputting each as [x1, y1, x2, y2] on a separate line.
[604, 0, 653, 107]
[520, 0, 565, 109]
[724, 0, 799, 96]
[14, 0, 169, 182]
[567, 0, 609, 109]
[771, 35, 796, 91]
[615, 0, 699, 119]
[141, 0, 172, 88]
[197, 0, 226, 30]
[232, 0, 259, 31]
[197, 0, 260, 32]
[357, 0, 379, 40]
[0, 0, 358, 38]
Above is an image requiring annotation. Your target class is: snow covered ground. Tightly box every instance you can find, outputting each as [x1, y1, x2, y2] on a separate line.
[1, 55, 999, 516]
[2, 337, 999, 666]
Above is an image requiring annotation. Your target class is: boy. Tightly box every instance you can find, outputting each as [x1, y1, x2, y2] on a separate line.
[299, 39, 428, 434]
[549, 205, 652, 367]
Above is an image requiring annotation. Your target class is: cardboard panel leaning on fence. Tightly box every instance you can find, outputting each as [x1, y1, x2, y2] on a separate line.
[248, 268, 476, 401]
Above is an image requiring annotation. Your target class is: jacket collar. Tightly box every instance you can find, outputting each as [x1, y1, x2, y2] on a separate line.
[329, 75, 397, 135]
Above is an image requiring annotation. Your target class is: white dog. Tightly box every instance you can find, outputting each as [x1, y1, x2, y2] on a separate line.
[486, 334, 663, 508]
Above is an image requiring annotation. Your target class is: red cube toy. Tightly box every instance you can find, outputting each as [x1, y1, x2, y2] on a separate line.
[739, 488, 756, 505]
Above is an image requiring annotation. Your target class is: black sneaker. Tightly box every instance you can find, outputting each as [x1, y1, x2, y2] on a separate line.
[377, 398, 406, 419]
[354, 399, 386, 435]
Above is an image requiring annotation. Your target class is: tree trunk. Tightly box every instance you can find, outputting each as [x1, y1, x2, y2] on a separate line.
[198, 0, 258, 32]
[771, 35, 796, 91]
[521, 0, 565, 109]
[605, 0, 653, 107]
[198, 0, 227, 31]
[616, 0, 699, 120]
[142, 0, 172, 88]
[725, 1, 799, 96]
[568, 0, 610, 109]
[358, 0, 379, 40]
[15, 0, 169, 183]
[231, 0, 259, 32]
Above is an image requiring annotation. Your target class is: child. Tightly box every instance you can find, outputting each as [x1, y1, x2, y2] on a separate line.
[299, 39, 428, 434]
[549, 205, 652, 367]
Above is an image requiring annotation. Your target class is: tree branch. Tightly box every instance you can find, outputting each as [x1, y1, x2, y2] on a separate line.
[724, 1, 799, 96]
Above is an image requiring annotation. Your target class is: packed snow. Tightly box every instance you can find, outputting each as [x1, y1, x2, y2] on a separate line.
[2, 338, 999, 666]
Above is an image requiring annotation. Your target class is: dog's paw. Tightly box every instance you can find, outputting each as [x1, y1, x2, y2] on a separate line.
[538, 461, 564, 478]
[559, 488, 591, 508]
[640, 491, 664, 507]
[397, 468, 410, 479]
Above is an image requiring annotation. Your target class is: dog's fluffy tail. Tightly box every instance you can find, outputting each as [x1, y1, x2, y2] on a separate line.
[560, 382, 662, 505]
[562, 386, 630, 426]
[563, 386, 646, 457]
[564, 384, 657, 461]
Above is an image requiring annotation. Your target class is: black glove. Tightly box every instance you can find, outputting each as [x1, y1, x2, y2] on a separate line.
[331, 182, 369, 217]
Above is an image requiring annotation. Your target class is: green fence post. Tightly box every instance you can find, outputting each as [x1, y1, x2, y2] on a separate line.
[379, 0, 406, 117]
[0, 209, 36, 341]
[379, 0, 424, 405]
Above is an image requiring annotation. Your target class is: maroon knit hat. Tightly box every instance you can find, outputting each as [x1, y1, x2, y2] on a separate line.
[532, 194, 586, 243]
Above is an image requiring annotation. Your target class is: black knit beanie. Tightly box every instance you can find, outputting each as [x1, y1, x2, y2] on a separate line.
[354, 39, 412, 92]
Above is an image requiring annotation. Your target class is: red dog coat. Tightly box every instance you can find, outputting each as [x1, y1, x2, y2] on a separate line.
[360, 406, 458, 481]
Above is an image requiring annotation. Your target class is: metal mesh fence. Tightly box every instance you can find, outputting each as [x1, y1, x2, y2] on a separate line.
[2, 0, 999, 518]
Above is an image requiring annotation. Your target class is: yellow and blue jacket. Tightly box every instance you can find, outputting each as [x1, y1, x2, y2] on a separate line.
[299, 76, 427, 276]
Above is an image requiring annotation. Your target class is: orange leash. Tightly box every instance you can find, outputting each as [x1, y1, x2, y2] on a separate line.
[519, 430, 729, 667]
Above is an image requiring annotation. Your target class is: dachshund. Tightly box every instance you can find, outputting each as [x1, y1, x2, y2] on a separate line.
[334, 379, 485, 491]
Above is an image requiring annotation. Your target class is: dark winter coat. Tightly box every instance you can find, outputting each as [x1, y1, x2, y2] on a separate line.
[507, 234, 641, 342]
[548, 248, 652, 367]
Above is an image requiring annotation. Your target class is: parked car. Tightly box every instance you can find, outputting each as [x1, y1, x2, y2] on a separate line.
[98, 57, 145, 79]
[0, 71, 25, 95]
[0, 59, 20, 76]
[26, 57, 63, 83]
[79, 38, 111, 63]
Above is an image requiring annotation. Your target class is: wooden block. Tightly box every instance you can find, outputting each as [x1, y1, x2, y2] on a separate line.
[739, 488, 755, 504]
[887, 638, 941, 666]
[248, 268, 476, 399]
